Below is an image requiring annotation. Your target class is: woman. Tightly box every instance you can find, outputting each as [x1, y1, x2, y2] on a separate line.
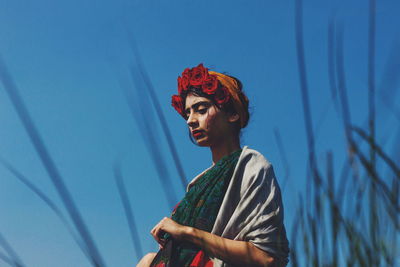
[137, 64, 289, 267]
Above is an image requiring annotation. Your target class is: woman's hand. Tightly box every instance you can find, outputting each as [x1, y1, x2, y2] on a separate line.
[150, 217, 188, 248]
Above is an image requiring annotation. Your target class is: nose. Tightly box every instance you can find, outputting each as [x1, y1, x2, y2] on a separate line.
[186, 111, 198, 128]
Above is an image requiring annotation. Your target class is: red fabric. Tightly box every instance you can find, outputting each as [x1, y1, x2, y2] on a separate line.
[190, 250, 213, 267]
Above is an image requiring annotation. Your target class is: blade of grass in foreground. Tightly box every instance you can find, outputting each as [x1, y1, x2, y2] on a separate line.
[273, 128, 290, 192]
[335, 22, 353, 142]
[0, 57, 106, 267]
[326, 151, 339, 267]
[127, 32, 187, 191]
[334, 21, 371, 224]
[289, 206, 301, 267]
[0, 251, 14, 267]
[349, 140, 400, 213]
[368, 0, 376, 164]
[378, 41, 400, 121]
[294, 0, 313, 224]
[0, 157, 90, 260]
[351, 127, 400, 179]
[122, 67, 178, 208]
[0, 232, 25, 267]
[113, 162, 143, 261]
[327, 16, 339, 112]
[367, 1, 379, 261]
[294, 2, 323, 264]
[294, 0, 317, 168]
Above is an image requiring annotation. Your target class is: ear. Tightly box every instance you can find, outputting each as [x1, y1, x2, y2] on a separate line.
[228, 113, 240, 123]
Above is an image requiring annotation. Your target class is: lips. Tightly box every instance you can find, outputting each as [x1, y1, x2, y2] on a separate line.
[192, 130, 204, 138]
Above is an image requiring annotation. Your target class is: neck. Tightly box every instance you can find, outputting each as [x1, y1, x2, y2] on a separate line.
[210, 135, 241, 164]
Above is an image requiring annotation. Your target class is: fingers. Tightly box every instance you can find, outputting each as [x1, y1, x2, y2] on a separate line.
[151, 224, 161, 244]
[151, 218, 168, 246]
[151, 217, 184, 248]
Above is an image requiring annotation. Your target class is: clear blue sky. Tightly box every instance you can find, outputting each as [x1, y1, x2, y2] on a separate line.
[0, 0, 399, 266]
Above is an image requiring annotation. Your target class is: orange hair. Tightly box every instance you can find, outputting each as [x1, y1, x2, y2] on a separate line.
[209, 71, 249, 128]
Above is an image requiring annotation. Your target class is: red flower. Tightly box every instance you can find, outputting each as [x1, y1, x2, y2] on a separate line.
[202, 75, 219, 95]
[177, 76, 184, 94]
[190, 64, 208, 86]
[178, 68, 191, 93]
[182, 67, 191, 78]
[214, 87, 230, 105]
[171, 95, 185, 117]
[178, 68, 191, 94]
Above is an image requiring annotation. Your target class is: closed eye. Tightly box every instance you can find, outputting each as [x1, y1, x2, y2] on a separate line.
[185, 101, 212, 117]
[197, 108, 208, 114]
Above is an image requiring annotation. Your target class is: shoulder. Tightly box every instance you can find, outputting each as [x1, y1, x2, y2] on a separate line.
[240, 146, 271, 164]
[237, 146, 274, 175]
[231, 146, 277, 193]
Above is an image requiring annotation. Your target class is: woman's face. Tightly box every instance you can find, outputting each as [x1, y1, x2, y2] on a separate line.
[184, 93, 235, 147]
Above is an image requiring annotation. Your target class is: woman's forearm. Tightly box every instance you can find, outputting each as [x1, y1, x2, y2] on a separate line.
[150, 217, 280, 266]
[182, 226, 276, 267]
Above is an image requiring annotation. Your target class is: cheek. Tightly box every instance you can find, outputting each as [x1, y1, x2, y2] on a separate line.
[204, 111, 218, 129]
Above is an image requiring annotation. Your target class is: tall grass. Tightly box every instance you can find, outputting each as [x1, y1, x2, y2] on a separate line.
[291, 0, 399, 266]
[113, 162, 143, 262]
[0, 57, 106, 267]
[0, 232, 25, 267]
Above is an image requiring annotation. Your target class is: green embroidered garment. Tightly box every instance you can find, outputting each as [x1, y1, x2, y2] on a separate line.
[150, 149, 242, 267]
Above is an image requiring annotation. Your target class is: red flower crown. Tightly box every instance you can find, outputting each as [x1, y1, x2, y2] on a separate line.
[171, 64, 230, 118]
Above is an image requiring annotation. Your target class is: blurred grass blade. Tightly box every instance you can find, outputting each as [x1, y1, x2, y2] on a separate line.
[0, 232, 25, 267]
[378, 41, 400, 121]
[290, 2, 400, 265]
[113, 162, 143, 261]
[350, 140, 400, 213]
[328, 16, 339, 111]
[0, 157, 90, 261]
[368, 0, 376, 163]
[326, 151, 340, 266]
[294, 0, 317, 168]
[273, 128, 290, 192]
[0, 57, 106, 267]
[122, 66, 178, 208]
[289, 206, 301, 267]
[367, 1, 378, 256]
[0, 251, 14, 267]
[351, 126, 400, 179]
[127, 32, 187, 191]
[335, 22, 353, 142]
[295, 0, 324, 235]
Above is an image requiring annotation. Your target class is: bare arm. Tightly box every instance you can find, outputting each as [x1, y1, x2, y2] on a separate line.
[151, 217, 278, 267]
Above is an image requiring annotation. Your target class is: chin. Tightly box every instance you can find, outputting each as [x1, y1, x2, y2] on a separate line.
[196, 140, 209, 147]
[195, 137, 211, 147]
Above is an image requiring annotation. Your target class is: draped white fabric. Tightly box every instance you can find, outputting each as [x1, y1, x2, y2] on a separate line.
[187, 146, 289, 266]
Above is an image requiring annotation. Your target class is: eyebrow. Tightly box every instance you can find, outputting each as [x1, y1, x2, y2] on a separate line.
[185, 101, 211, 113]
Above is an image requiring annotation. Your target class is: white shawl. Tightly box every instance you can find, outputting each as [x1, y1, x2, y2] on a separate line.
[187, 146, 289, 266]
